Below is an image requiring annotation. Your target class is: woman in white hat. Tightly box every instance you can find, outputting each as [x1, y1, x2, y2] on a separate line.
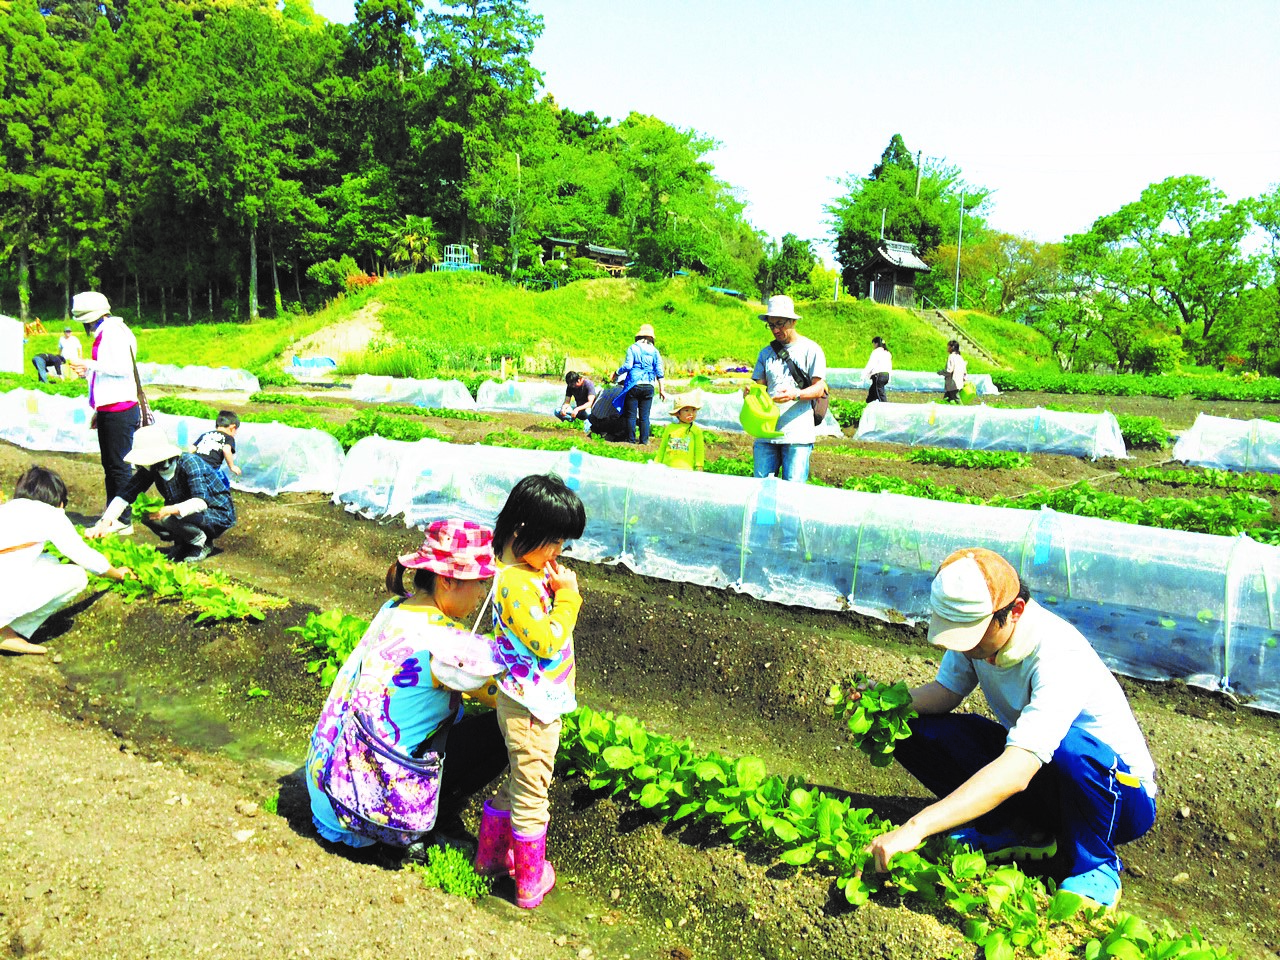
[67, 291, 139, 520]
[85, 425, 236, 564]
[614, 323, 666, 444]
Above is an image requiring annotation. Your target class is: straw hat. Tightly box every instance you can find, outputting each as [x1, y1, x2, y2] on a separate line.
[759, 295, 801, 323]
[670, 390, 704, 415]
[635, 323, 656, 340]
[123, 425, 183, 466]
[398, 518, 497, 580]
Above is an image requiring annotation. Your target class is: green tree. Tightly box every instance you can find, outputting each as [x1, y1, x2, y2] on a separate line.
[387, 214, 441, 272]
[1066, 175, 1259, 362]
[757, 233, 816, 300]
[827, 134, 990, 304]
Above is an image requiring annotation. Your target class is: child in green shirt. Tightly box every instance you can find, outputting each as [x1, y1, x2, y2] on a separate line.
[654, 392, 706, 471]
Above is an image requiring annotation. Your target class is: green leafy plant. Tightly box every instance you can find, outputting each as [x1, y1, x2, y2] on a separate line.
[246, 684, 272, 698]
[826, 674, 917, 766]
[992, 370, 1280, 403]
[131, 489, 166, 520]
[330, 410, 450, 451]
[151, 396, 218, 419]
[843, 473, 981, 504]
[906, 448, 1030, 469]
[829, 397, 866, 429]
[287, 609, 371, 687]
[409, 845, 492, 900]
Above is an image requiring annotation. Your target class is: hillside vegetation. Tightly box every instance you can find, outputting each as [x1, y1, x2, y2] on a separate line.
[327, 273, 1053, 378]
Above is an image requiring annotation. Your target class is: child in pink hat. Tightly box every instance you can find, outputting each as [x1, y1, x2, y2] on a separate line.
[305, 518, 509, 860]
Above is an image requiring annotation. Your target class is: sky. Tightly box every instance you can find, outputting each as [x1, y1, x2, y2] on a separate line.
[309, 0, 1280, 263]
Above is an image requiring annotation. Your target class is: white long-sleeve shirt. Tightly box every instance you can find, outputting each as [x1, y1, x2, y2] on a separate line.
[863, 346, 892, 379]
[80, 315, 138, 409]
[58, 335, 83, 362]
[0, 499, 113, 576]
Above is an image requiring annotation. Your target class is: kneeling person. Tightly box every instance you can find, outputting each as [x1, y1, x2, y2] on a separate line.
[865, 547, 1156, 909]
[86, 425, 236, 563]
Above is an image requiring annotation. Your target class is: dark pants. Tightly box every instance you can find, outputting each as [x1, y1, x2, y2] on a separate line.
[32, 355, 63, 383]
[866, 373, 889, 404]
[944, 389, 960, 403]
[96, 405, 141, 508]
[624, 383, 656, 443]
[894, 713, 1156, 878]
[435, 710, 509, 829]
[140, 512, 218, 552]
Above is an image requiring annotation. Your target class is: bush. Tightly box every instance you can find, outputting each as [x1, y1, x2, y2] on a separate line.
[1130, 335, 1184, 375]
[306, 255, 359, 291]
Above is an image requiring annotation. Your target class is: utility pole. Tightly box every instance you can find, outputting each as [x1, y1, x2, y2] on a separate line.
[914, 150, 922, 198]
[879, 208, 886, 240]
[952, 192, 965, 311]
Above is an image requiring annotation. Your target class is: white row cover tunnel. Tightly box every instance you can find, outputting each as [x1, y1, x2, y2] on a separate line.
[855, 401, 1128, 460]
[335, 435, 1279, 711]
[0, 388, 343, 496]
[137, 362, 260, 393]
[824, 368, 1000, 396]
[1173, 414, 1280, 474]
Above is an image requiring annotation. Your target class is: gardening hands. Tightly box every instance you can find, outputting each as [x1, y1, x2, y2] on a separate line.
[863, 821, 929, 875]
[105, 565, 134, 582]
[147, 504, 181, 521]
[544, 559, 579, 595]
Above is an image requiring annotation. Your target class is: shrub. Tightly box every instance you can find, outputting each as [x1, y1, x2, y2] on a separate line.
[1130, 335, 1184, 375]
[306, 255, 360, 291]
[1114, 414, 1171, 449]
[829, 398, 865, 429]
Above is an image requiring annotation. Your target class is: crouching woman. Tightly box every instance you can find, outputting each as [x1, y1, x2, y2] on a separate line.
[305, 520, 510, 860]
[0, 466, 132, 655]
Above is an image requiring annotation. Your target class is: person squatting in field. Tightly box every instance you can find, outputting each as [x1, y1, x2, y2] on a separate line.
[305, 519, 510, 862]
[85, 425, 235, 564]
[472, 474, 587, 908]
[864, 547, 1157, 910]
[0, 465, 133, 656]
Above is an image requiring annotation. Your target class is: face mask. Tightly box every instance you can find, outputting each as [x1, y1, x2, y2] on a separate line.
[158, 459, 178, 482]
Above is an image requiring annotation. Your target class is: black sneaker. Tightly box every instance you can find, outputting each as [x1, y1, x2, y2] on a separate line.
[182, 545, 212, 564]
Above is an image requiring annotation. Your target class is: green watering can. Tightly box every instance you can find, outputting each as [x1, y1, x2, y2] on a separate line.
[739, 383, 786, 439]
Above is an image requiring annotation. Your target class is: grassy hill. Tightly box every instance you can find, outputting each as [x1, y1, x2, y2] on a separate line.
[14, 273, 1055, 380]
[328, 272, 1054, 379]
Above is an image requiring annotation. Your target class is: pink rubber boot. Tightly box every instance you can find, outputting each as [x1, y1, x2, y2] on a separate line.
[471, 800, 511, 877]
[511, 826, 556, 908]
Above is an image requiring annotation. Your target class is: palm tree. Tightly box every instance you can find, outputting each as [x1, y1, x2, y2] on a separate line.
[388, 215, 441, 273]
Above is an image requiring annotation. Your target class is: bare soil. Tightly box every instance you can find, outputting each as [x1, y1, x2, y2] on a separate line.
[3, 392, 1279, 960]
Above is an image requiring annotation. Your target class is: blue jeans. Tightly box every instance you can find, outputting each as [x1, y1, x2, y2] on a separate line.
[752, 440, 812, 482]
[894, 713, 1157, 878]
[624, 383, 655, 443]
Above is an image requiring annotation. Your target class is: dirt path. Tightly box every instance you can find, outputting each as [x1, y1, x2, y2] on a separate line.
[2, 421, 1279, 960]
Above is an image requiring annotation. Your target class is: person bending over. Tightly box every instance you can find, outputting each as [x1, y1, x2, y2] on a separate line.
[864, 547, 1157, 909]
[86, 425, 236, 564]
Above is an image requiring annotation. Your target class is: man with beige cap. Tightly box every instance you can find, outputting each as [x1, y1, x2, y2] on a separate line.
[749, 295, 826, 482]
[864, 547, 1157, 909]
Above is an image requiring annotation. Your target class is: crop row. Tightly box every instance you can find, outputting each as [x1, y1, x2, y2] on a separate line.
[991, 371, 1280, 403]
[84, 546, 1232, 958]
[247, 392, 496, 422]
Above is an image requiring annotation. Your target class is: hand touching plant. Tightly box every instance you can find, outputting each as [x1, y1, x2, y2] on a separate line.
[826, 672, 917, 767]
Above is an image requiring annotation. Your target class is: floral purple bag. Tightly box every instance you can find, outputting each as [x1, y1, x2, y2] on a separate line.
[321, 691, 461, 847]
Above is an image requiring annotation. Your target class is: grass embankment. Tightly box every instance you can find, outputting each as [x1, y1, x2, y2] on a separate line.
[328, 273, 1046, 377]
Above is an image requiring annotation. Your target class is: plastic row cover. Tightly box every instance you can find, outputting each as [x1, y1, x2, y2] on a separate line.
[137, 362, 260, 393]
[334, 436, 1278, 711]
[1173, 414, 1280, 474]
[476, 378, 844, 437]
[0, 389, 344, 495]
[351, 375, 478, 410]
[824, 369, 1000, 396]
[856, 401, 1127, 460]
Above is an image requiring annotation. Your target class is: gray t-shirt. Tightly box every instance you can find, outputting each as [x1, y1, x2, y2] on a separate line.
[751, 335, 827, 445]
[935, 600, 1157, 792]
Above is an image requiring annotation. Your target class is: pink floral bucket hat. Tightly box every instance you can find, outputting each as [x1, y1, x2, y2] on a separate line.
[398, 519, 497, 579]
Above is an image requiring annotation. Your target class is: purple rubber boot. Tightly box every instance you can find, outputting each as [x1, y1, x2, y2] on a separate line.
[511, 826, 556, 908]
[471, 800, 511, 877]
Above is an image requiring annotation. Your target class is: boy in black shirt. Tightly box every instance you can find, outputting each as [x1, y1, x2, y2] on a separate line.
[192, 410, 241, 483]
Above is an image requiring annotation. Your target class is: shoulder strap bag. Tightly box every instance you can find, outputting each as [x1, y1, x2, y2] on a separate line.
[321, 585, 496, 846]
[771, 342, 830, 426]
[130, 349, 155, 427]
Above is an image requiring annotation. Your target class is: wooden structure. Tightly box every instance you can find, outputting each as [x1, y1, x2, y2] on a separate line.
[868, 240, 930, 308]
[538, 237, 631, 276]
[24, 319, 47, 336]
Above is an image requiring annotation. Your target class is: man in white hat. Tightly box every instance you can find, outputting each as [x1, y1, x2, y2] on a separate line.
[67, 291, 139, 518]
[85, 425, 236, 563]
[863, 547, 1157, 909]
[748, 295, 826, 482]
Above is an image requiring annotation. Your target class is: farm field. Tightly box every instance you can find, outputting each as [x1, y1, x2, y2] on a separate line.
[2, 384, 1279, 960]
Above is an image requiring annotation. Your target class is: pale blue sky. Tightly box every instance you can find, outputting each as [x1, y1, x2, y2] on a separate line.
[310, 0, 1280, 261]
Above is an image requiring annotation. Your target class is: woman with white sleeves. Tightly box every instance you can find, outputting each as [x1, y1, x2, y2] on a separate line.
[0, 466, 132, 655]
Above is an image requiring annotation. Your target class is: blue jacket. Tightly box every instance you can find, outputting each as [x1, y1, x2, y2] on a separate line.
[617, 340, 664, 392]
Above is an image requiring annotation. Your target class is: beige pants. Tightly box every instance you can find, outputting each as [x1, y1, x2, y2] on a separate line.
[492, 691, 562, 836]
